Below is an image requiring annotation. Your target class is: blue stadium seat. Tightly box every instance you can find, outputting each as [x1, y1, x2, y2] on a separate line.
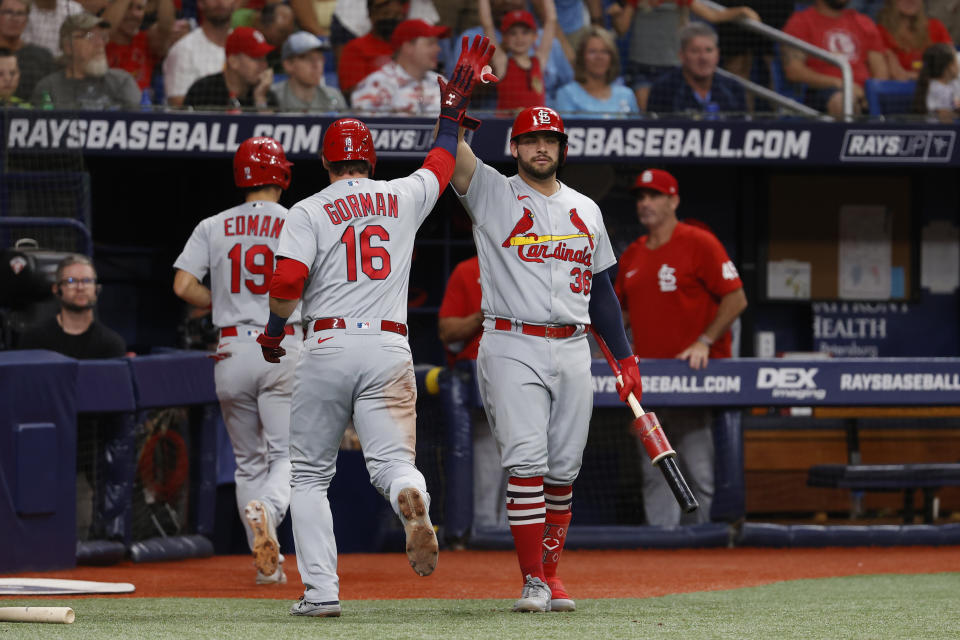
[865, 79, 917, 116]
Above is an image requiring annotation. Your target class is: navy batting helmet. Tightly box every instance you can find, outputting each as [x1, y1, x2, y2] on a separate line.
[234, 136, 292, 190]
[322, 118, 377, 175]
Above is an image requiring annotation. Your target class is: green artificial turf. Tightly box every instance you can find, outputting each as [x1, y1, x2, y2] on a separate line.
[2, 573, 958, 640]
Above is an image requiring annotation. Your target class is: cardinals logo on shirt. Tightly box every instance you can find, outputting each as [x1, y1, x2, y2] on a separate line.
[502, 205, 594, 266]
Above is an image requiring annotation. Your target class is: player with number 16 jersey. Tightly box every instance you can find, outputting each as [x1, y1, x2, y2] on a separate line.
[258, 35, 498, 617]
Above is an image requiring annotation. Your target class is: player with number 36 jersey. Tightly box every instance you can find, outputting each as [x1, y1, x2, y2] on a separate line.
[173, 136, 300, 587]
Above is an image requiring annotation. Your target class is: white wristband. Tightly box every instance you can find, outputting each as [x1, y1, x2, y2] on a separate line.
[697, 333, 714, 346]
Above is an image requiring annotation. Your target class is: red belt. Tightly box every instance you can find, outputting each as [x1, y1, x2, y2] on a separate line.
[312, 317, 408, 337]
[493, 317, 582, 339]
[221, 325, 295, 337]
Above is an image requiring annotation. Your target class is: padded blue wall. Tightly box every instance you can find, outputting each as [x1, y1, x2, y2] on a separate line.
[0, 351, 78, 571]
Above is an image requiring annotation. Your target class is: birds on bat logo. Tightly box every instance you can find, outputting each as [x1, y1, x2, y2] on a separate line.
[501, 205, 594, 249]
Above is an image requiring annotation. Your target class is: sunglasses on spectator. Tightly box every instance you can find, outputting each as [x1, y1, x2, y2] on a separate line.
[0, 9, 30, 17]
[60, 277, 98, 287]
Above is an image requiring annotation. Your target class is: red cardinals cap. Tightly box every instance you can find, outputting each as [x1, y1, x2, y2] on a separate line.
[501, 10, 537, 33]
[225, 27, 274, 58]
[633, 169, 678, 195]
[389, 19, 451, 49]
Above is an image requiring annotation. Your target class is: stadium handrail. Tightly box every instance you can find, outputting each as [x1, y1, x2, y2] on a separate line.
[0, 217, 93, 256]
[699, 0, 855, 118]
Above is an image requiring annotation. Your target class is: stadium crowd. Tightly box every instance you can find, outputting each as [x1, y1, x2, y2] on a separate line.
[1, 0, 960, 117]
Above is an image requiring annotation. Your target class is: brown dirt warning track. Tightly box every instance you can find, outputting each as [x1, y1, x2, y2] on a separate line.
[4, 547, 960, 600]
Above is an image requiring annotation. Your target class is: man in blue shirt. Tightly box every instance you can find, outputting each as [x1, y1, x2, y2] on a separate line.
[646, 22, 746, 116]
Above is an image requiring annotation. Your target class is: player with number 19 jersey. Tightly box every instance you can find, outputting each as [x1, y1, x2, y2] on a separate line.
[175, 200, 301, 328]
[276, 170, 440, 323]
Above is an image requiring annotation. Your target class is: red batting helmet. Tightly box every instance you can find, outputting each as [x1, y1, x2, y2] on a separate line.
[234, 136, 292, 190]
[322, 118, 377, 175]
[510, 106, 568, 164]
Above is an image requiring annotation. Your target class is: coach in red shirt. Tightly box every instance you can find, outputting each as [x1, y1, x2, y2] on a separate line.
[614, 168, 747, 527]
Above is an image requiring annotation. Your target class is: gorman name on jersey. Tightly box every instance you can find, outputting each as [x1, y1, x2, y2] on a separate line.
[322, 188, 399, 225]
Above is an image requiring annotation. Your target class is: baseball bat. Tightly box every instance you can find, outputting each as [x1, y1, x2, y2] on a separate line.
[589, 328, 699, 513]
[0, 607, 75, 624]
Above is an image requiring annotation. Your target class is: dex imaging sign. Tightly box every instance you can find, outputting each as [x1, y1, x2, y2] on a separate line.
[756, 367, 826, 401]
[840, 129, 955, 162]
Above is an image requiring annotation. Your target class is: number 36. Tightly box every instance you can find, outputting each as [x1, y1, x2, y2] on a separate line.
[569, 267, 592, 294]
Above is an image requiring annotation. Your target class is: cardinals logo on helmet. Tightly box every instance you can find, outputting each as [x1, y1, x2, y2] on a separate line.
[533, 108, 553, 126]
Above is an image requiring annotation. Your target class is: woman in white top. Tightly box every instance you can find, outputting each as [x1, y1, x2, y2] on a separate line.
[912, 42, 959, 121]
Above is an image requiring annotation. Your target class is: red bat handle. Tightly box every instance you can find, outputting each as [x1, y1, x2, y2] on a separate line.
[590, 326, 699, 514]
[590, 325, 621, 377]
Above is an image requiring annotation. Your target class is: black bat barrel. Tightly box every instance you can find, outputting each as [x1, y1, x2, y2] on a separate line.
[656, 456, 699, 513]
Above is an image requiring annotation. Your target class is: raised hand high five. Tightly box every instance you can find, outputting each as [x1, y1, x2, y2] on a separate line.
[439, 35, 498, 125]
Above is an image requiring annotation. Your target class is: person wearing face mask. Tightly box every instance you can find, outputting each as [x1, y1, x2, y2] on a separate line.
[336, 0, 406, 97]
[782, 0, 890, 117]
[30, 11, 139, 108]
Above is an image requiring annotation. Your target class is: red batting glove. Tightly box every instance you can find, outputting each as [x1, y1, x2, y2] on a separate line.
[256, 331, 286, 363]
[616, 355, 642, 403]
[438, 35, 497, 123]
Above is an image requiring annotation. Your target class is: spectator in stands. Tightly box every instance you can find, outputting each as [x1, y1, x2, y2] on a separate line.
[912, 41, 959, 120]
[0, 0, 57, 100]
[17, 254, 126, 359]
[31, 12, 140, 108]
[928, 0, 960, 45]
[183, 25, 277, 110]
[0, 46, 27, 104]
[255, 2, 295, 74]
[646, 22, 746, 115]
[106, 0, 175, 92]
[330, 0, 437, 53]
[290, 0, 335, 37]
[609, 0, 759, 112]
[876, 0, 954, 80]
[782, 0, 890, 117]
[350, 17, 447, 114]
[453, 0, 573, 104]
[614, 169, 747, 527]
[336, 0, 405, 97]
[21, 0, 81, 56]
[272, 30, 345, 111]
[163, 0, 238, 106]
[437, 255, 508, 533]
[554, 24, 638, 114]
[479, 0, 557, 111]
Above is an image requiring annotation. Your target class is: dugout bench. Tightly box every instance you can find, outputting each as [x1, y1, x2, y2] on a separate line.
[803, 407, 960, 523]
[807, 463, 960, 524]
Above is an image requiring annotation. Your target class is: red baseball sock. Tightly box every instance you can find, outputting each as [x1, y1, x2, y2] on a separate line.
[543, 484, 572, 580]
[507, 476, 545, 581]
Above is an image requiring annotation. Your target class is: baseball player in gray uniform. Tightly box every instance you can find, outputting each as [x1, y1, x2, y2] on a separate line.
[255, 37, 496, 618]
[451, 105, 642, 613]
[173, 136, 300, 586]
